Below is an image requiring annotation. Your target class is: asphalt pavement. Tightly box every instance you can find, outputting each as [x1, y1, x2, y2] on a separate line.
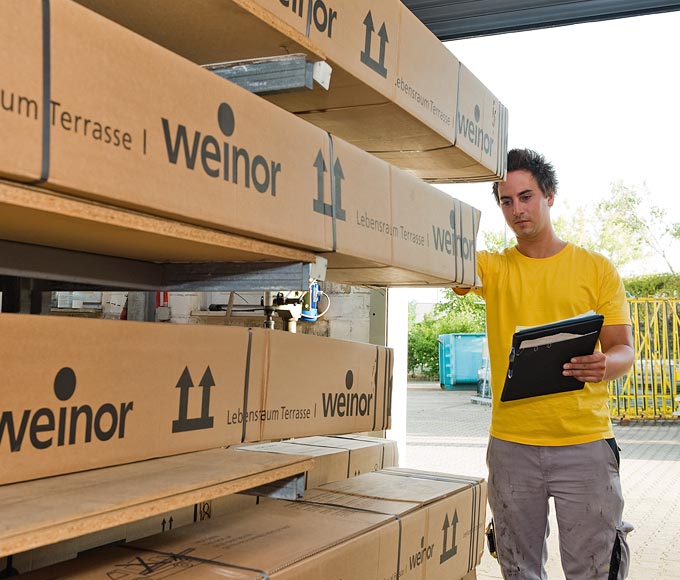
[404, 382, 680, 580]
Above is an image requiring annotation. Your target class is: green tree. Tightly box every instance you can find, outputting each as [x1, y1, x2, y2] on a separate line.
[595, 182, 657, 270]
[407, 314, 442, 379]
[408, 300, 417, 328]
[407, 292, 486, 379]
[433, 290, 486, 329]
[623, 273, 680, 298]
[553, 205, 598, 252]
[553, 182, 679, 274]
[483, 229, 515, 252]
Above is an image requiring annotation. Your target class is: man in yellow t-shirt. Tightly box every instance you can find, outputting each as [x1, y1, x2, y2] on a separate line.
[460, 149, 634, 579]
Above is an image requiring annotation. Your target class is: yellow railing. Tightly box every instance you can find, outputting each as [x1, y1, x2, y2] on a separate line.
[609, 298, 680, 420]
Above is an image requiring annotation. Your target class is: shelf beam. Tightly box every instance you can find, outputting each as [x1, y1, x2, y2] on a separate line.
[0, 240, 327, 292]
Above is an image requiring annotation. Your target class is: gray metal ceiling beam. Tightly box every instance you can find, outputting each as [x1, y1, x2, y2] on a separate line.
[403, 0, 680, 40]
[0, 240, 162, 290]
[0, 240, 322, 292]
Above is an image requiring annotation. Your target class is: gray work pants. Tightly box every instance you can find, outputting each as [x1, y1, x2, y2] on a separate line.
[487, 437, 632, 580]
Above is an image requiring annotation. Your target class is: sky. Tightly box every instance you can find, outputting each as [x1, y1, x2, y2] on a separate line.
[409, 10, 680, 303]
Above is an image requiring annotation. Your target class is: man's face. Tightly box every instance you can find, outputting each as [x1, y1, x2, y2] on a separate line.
[497, 170, 554, 241]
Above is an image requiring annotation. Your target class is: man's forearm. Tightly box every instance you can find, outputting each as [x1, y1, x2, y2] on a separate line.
[603, 344, 635, 382]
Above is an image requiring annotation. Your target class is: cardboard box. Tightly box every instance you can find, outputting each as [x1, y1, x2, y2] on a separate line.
[246, 328, 393, 441]
[125, 494, 257, 543]
[0, 313, 391, 485]
[0, 0, 327, 250]
[380, 63, 509, 183]
[234, 434, 396, 489]
[75, 0, 508, 182]
[4, 495, 257, 576]
[18, 469, 486, 580]
[304, 468, 486, 580]
[333, 434, 400, 468]
[292, 435, 384, 477]
[323, 138, 482, 286]
[0, 0, 481, 287]
[234, 441, 353, 490]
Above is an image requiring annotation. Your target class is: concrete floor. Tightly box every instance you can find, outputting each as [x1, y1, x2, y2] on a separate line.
[404, 382, 680, 580]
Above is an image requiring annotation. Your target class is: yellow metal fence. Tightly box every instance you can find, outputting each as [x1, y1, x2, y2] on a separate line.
[609, 298, 680, 420]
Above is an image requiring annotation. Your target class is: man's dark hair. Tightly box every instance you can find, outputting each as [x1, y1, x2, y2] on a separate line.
[492, 149, 558, 204]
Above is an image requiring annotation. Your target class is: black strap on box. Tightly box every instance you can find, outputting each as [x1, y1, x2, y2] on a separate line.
[240, 329, 253, 443]
[29, 0, 53, 185]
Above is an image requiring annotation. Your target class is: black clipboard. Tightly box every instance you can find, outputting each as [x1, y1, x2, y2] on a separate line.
[500, 313, 605, 402]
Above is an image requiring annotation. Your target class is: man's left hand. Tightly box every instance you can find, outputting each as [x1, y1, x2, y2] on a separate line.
[563, 351, 607, 383]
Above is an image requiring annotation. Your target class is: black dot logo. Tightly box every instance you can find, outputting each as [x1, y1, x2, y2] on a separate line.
[217, 102, 235, 137]
[345, 370, 354, 390]
[474, 104, 481, 123]
[449, 208, 456, 229]
[54, 367, 76, 401]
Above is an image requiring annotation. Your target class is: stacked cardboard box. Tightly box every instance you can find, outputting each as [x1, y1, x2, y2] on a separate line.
[0, 3, 493, 578]
[294, 434, 399, 476]
[235, 435, 399, 489]
[0, 0, 481, 287]
[0, 313, 392, 485]
[74, 0, 508, 183]
[18, 469, 486, 580]
[334, 433, 400, 467]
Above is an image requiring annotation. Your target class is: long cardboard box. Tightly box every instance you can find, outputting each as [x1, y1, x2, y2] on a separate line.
[304, 468, 486, 580]
[0, 0, 481, 287]
[293, 434, 397, 475]
[75, 0, 508, 182]
[325, 162, 481, 285]
[0, 313, 392, 485]
[18, 469, 486, 580]
[236, 440, 355, 490]
[234, 435, 398, 489]
[334, 433, 400, 467]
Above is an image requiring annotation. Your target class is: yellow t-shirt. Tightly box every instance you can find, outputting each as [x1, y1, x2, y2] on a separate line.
[474, 244, 631, 446]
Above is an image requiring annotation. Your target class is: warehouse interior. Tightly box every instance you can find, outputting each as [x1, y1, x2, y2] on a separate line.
[1, 1, 679, 579]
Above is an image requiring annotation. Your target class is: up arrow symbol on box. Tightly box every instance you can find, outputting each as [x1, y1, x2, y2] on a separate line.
[172, 366, 215, 433]
[361, 11, 389, 78]
[440, 510, 459, 563]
